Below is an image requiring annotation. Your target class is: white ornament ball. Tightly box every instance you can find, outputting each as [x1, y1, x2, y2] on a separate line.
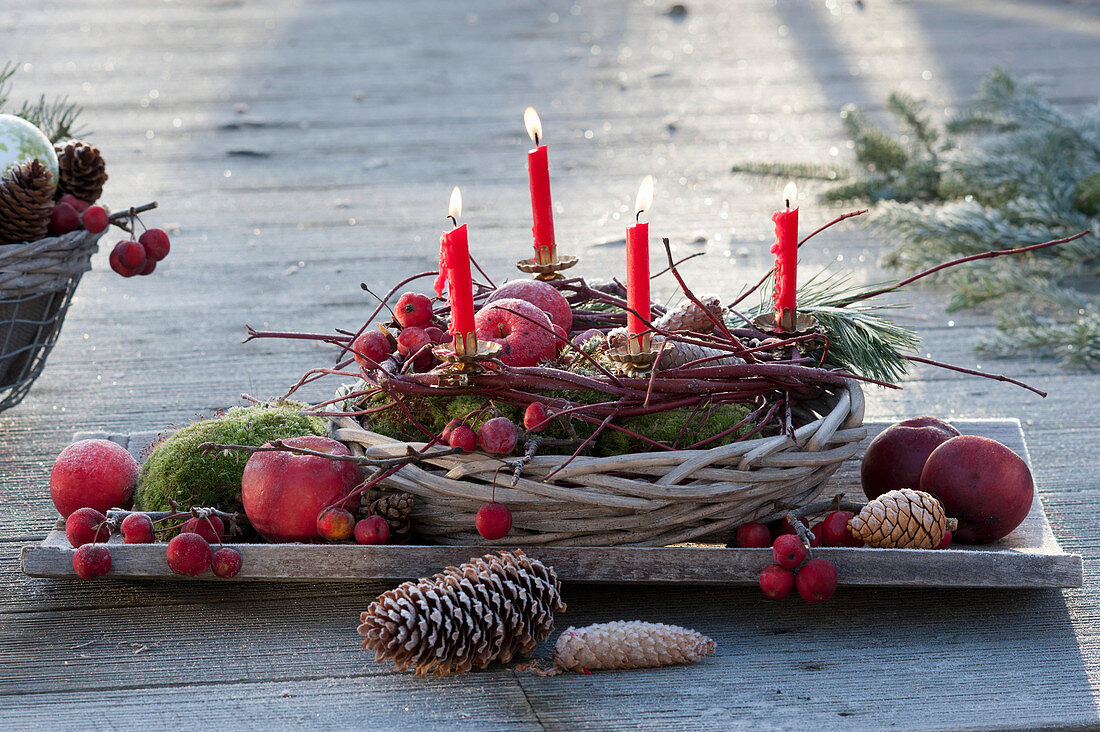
[0, 114, 59, 187]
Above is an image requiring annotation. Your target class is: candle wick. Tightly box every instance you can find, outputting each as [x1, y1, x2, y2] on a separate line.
[785, 199, 790, 210]
[534, 132, 540, 146]
[447, 215, 457, 228]
[636, 209, 645, 223]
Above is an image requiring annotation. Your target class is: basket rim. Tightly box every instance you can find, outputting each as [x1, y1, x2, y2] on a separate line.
[0, 228, 105, 299]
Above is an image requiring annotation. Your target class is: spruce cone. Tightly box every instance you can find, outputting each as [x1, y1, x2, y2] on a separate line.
[652, 294, 725, 333]
[551, 621, 715, 673]
[848, 488, 954, 549]
[55, 140, 107, 204]
[656, 337, 744, 369]
[0, 160, 55, 245]
[368, 491, 414, 537]
[357, 550, 566, 676]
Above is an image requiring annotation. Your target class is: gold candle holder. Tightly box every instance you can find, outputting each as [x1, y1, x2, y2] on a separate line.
[433, 332, 502, 387]
[606, 331, 658, 376]
[750, 311, 822, 356]
[515, 250, 578, 281]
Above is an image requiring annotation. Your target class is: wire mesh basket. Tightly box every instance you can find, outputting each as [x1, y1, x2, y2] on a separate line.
[0, 228, 104, 411]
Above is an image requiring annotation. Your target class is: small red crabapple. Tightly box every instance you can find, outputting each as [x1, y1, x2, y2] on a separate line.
[73, 544, 112, 579]
[820, 511, 862, 547]
[448, 424, 477, 452]
[475, 502, 512, 540]
[351, 331, 392, 371]
[138, 229, 171, 261]
[394, 292, 433, 328]
[109, 248, 139, 277]
[477, 417, 518, 455]
[211, 547, 243, 578]
[49, 202, 81, 235]
[65, 507, 109, 548]
[772, 533, 808, 570]
[441, 417, 465, 442]
[166, 533, 212, 576]
[113, 240, 146, 270]
[936, 530, 952, 550]
[81, 206, 109, 234]
[735, 522, 771, 549]
[758, 563, 795, 599]
[120, 512, 155, 544]
[182, 515, 225, 543]
[59, 194, 90, 213]
[316, 506, 356, 541]
[524, 402, 550, 432]
[355, 516, 390, 545]
[795, 558, 838, 602]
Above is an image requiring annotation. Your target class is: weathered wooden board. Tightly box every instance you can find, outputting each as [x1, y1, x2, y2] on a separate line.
[20, 420, 1082, 587]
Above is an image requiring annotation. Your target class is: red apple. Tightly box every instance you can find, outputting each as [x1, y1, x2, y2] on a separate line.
[474, 298, 555, 367]
[485, 279, 572, 333]
[861, 417, 960, 500]
[50, 439, 139, 518]
[919, 435, 1034, 544]
[241, 436, 361, 543]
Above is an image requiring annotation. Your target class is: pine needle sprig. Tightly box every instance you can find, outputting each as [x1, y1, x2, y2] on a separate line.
[0, 60, 87, 143]
[978, 307, 1100, 369]
[745, 266, 919, 382]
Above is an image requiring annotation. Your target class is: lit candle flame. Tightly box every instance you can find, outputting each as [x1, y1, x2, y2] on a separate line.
[524, 107, 543, 145]
[783, 181, 798, 209]
[634, 175, 654, 219]
[448, 186, 462, 221]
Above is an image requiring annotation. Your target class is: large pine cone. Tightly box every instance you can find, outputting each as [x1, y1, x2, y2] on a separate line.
[357, 550, 566, 676]
[552, 621, 715, 673]
[55, 140, 107, 204]
[848, 488, 954, 549]
[0, 160, 55, 245]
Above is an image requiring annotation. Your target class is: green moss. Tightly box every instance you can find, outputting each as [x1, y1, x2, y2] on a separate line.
[360, 388, 753, 455]
[134, 403, 327, 512]
[1073, 171, 1100, 217]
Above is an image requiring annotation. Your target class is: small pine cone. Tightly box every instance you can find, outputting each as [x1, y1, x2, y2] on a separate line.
[368, 492, 414, 537]
[552, 621, 715, 673]
[656, 336, 744, 369]
[358, 550, 566, 677]
[0, 160, 55, 245]
[848, 488, 951, 549]
[653, 295, 725, 334]
[55, 140, 108, 203]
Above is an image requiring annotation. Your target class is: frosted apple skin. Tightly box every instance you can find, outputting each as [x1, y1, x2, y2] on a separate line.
[919, 435, 1034, 544]
[860, 416, 960, 500]
[474, 298, 554, 367]
[241, 436, 361, 543]
[50, 439, 139, 518]
[485, 279, 572, 333]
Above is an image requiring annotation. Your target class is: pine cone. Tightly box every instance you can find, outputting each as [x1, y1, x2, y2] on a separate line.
[358, 550, 566, 676]
[656, 336, 744, 369]
[55, 140, 107, 204]
[653, 295, 725, 333]
[848, 488, 954, 549]
[0, 160, 55, 245]
[368, 492, 414, 537]
[551, 621, 715, 673]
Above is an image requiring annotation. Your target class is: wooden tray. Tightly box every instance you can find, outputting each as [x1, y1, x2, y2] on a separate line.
[20, 420, 1083, 588]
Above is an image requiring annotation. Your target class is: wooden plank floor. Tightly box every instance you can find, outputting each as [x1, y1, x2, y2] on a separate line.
[2, 0, 1098, 727]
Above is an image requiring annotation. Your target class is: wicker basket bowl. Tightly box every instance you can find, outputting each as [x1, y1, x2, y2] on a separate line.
[331, 380, 866, 547]
[0, 228, 105, 411]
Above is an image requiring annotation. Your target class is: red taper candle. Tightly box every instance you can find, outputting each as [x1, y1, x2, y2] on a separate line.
[626, 176, 654, 343]
[433, 187, 476, 344]
[524, 107, 556, 265]
[770, 181, 799, 330]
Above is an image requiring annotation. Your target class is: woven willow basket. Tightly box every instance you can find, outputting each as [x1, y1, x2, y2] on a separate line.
[330, 380, 866, 547]
[0, 228, 104, 411]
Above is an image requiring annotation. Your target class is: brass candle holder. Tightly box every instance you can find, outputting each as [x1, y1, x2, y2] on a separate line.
[606, 331, 659, 376]
[432, 332, 502, 387]
[516, 247, 578, 281]
[751, 310, 822, 356]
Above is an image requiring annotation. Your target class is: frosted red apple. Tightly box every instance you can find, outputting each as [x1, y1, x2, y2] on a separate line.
[485, 279, 572, 333]
[241, 436, 361, 543]
[920, 435, 1033, 544]
[50, 439, 139, 518]
[474, 298, 555, 367]
[861, 416, 960, 500]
